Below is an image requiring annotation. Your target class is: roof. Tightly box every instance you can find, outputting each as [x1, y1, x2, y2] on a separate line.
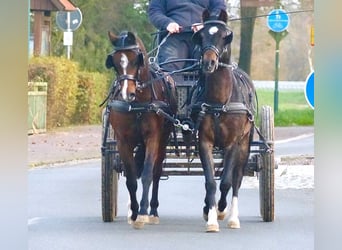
[51, 0, 76, 11]
[30, 0, 77, 11]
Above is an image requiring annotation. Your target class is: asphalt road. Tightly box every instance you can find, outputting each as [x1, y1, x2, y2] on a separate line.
[28, 128, 314, 250]
[29, 166, 313, 249]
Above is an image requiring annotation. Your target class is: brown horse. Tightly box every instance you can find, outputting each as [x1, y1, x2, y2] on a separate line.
[105, 31, 177, 228]
[191, 10, 257, 232]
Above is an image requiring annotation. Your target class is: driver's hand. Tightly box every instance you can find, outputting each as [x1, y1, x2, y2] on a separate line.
[167, 22, 181, 33]
[192, 23, 204, 32]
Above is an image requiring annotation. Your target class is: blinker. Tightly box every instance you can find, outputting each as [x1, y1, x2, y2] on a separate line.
[105, 54, 114, 69]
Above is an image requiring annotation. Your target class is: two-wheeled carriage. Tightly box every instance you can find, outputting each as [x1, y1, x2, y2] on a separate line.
[101, 12, 275, 230]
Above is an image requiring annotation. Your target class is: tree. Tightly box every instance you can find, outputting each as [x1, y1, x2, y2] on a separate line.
[238, 4, 257, 74]
[51, 0, 154, 73]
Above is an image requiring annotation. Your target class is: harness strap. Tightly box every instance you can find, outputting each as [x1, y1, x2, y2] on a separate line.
[108, 100, 169, 113]
[192, 102, 253, 117]
[116, 74, 139, 83]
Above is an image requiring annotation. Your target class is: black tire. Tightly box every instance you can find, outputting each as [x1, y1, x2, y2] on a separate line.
[259, 105, 275, 222]
[101, 111, 118, 222]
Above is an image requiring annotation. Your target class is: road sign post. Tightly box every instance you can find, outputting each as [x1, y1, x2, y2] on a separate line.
[267, 8, 290, 114]
[56, 8, 82, 59]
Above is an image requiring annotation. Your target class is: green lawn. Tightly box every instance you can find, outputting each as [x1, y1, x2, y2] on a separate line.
[255, 90, 314, 126]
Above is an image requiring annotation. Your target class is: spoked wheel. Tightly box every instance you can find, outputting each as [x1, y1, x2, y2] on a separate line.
[101, 110, 119, 222]
[259, 105, 275, 222]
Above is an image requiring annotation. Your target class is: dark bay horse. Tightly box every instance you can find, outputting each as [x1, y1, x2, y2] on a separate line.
[191, 10, 257, 232]
[105, 31, 177, 228]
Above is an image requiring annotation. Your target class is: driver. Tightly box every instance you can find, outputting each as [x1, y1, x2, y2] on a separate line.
[148, 0, 227, 84]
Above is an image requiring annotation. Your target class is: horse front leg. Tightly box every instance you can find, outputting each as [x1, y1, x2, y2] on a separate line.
[149, 126, 173, 224]
[227, 141, 250, 229]
[119, 145, 139, 226]
[199, 139, 218, 232]
[217, 147, 235, 222]
[149, 154, 163, 225]
[134, 142, 158, 229]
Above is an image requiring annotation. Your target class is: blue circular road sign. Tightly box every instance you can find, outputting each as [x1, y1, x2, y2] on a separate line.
[267, 9, 290, 32]
[305, 71, 314, 109]
[56, 8, 83, 32]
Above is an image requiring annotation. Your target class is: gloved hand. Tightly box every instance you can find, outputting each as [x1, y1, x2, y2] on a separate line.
[166, 22, 182, 33]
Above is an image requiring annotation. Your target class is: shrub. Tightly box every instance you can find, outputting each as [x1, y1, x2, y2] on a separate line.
[73, 72, 109, 124]
[28, 56, 110, 129]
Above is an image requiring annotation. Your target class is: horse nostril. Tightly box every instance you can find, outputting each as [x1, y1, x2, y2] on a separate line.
[129, 92, 136, 101]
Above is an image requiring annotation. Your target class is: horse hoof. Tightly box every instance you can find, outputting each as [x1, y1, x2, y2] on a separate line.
[203, 213, 208, 222]
[132, 215, 149, 229]
[133, 220, 145, 229]
[127, 217, 133, 225]
[149, 215, 160, 225]
[138, 215, 149, 223]
[217, 208, 227, 220]
[227, 218, 240, 229]
[206, 224, 219, 232]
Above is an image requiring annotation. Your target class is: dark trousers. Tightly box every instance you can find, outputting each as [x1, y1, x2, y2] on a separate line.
[157, 32, 200, 84]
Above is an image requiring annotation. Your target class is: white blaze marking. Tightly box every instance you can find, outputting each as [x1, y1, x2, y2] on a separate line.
[120, 53, 129, 100]
[209, 26, 219, 35]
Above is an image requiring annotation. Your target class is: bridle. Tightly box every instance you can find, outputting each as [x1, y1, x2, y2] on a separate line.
[107, 44, 146, 91]
[193, 20, 233, 70]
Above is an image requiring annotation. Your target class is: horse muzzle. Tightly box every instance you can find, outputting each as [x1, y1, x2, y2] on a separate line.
[202, 46, 219, 73]
[202, 58, 218, 73]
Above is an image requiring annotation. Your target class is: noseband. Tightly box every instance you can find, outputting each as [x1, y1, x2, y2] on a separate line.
[202, 45, 220, 58]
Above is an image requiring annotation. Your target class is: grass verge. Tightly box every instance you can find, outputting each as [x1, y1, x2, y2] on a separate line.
[255, 90, 314, 126]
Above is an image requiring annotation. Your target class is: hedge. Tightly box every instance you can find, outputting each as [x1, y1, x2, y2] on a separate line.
[28, 56, 110, 129]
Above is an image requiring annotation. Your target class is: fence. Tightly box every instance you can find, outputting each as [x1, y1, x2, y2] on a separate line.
[28, 82, 47, 134]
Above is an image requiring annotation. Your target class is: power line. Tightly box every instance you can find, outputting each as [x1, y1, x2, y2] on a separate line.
[229, 9, 314, 22]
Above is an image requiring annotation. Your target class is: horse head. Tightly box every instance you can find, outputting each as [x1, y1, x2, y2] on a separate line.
[106, 31, 148, 102]
[192, 9, 233, 73]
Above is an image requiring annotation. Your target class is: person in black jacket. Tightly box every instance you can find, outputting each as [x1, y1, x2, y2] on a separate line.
[148, 0, 227, 83]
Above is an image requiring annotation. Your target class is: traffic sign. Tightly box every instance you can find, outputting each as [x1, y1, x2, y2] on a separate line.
[304, 71, 314, 109]
[267, 9, 290, 33]
[63, 31, 73, 46]
[56, 8, 83, 31]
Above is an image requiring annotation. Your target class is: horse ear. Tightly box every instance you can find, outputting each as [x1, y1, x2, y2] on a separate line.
[108, 31, 119, 46]
[218, 9, 228, 23]
[124, 31, 137, 46]
[202, 9, 210, 22]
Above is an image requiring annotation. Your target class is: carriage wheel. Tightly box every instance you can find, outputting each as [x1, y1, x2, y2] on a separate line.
[101, 111, 119, 222]
[259, 105, 275, 222]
